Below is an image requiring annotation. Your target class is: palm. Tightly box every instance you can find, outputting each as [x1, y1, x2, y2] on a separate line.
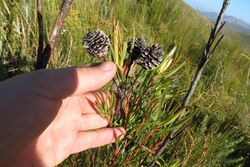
[37, 96, 82, 165]
[35, 92, 113, 166]
[0, 62, 125, 167]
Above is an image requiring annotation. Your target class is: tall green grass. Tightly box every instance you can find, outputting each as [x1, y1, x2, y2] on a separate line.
[0, 0, 249, 166]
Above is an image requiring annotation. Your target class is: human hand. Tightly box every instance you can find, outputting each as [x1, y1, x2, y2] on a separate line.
[0, 61, 125, 167]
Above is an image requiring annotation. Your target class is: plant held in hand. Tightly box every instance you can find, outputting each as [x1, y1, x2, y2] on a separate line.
[137, 43, 164, 70]
[83, 29, 110, 58]
[128, 38, 164, 70]
[127, 38, 148, 61]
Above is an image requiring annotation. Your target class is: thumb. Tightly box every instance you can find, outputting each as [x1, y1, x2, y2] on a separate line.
[30, 61, 116, 99]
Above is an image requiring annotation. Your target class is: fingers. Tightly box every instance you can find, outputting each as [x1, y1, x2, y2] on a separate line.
[71, 127, 126, 153]
[30, 61, 116, 99]
[72, 61, 116, 96]
[77, 114, 108, 130]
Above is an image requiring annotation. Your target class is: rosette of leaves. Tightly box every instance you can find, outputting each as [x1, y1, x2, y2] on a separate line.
[83, 29, 110, 57]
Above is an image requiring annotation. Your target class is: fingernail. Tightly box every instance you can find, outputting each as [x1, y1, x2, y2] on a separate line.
[118, 128, 126, 138]
[100, 61, 115, 72]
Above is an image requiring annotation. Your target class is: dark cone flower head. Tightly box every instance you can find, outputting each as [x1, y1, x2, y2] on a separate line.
[127, 38, 148, 60]
[137, 43, 164, 70]
[83, 29, 110, 57]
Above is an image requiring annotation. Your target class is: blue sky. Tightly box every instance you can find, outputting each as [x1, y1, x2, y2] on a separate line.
[184, 0, 250, 23]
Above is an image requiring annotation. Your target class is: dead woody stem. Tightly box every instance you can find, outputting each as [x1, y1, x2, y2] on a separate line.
[148, 0, 230, 166]
[35, 0, 73, 70]
[36, 0, 44, 67]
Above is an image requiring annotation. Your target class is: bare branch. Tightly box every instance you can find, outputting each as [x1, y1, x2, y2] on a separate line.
[209, 35, 224, 57]
[35, 0, 73, 70]
[214, 0, 230, 35]
[215, 21, 226, 37]
[36, 0, 44, 69]
[147, 0, 230, 166]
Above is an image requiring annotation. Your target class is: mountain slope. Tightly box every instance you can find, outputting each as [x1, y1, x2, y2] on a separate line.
[201, 11, 250, 34]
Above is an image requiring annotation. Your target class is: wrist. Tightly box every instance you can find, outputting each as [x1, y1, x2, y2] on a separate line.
[9, 142, 43, 167]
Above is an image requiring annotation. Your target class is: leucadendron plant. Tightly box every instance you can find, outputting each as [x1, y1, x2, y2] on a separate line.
[80, 20, 192, 166]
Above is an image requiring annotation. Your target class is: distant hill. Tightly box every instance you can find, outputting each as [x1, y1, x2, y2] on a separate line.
[200, 11, 250, 34]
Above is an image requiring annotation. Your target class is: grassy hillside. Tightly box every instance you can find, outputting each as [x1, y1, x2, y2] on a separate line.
[0, 0, 249, 166]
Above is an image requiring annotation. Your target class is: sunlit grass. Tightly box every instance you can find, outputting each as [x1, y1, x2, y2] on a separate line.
[0, 0, 249, 166]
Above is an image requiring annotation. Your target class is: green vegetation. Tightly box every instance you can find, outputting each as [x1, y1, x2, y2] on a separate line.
[0, 0, 249, 166]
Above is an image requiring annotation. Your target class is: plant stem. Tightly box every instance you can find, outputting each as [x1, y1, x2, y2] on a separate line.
[35, 0, 73, 70]
[114, 83, 126, 120]
[114, 59, 134, 121]
[148, 0, 230, 166]
[36, 0, 44, 69]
